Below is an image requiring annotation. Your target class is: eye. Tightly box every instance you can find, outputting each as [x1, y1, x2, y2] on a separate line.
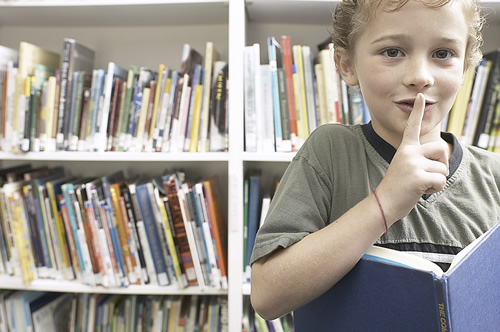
[433, 49, 454, 59]
[382, 48, 403, 58]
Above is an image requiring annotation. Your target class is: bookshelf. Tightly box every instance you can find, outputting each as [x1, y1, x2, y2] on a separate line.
[0, 0, 500, 331]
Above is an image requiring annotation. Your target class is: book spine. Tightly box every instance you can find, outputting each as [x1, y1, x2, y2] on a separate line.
[121, 186, 149, 284]
[109, 184, 138, 284]
[280, 35, 298, 151]
[59, 200, 81, 280]
[163, 177, 198, 286]
[100, 202, 126, 287]
[22, 184, 47, 276]
[154, 188, 187, 288]
[118, 196, 143, 284]
[84, 200, 107, 287]
[56, 40, 73, 151]
[127, 183, 158, 285]
[433, 278, 451, 331]
[136, 184, 170, 286]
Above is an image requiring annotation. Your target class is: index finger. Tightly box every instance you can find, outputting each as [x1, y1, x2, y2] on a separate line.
[402, 93, 425, 145]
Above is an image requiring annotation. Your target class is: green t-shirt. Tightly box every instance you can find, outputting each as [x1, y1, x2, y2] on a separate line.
[250, 123, 500, 270]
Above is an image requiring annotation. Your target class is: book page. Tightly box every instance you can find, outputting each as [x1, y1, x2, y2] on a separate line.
[364, 245, 444, 276]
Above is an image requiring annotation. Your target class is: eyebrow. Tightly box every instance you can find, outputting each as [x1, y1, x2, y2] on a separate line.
[371, 34, 464, 46]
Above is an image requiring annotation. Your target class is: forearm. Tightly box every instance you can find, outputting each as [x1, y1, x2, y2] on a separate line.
[250, 192, 390, 320]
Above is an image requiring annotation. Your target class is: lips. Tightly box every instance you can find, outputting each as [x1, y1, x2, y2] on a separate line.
[395, 99, 435, 112]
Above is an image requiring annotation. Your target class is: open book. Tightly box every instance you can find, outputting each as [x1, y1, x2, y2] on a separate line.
[294, 221, 500, 331]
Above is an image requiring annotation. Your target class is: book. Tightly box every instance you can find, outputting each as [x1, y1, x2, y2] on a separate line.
[45, 175, 77, 280]
[209, 61, 228, 152]
[15, 42, 60, 153]
[163, 173, 198, 287]
[202, 176, 228, 289]
[120, 182, 150, 285]
[244, 171, 261, 276]
[100, 171, 128, 287]
[259, 64, 277, 153]
[280, 35, 299, 151]
[243, 44, 260, 152]
[473, 49, 500, 148]
[95, 62, 127, 152]
[199, 41, 220, 152]
[108, 181, 140, 285]
[56, 38, 95, 151]
[294, 221, 500, 331]
[151, 176, 188, 289]
[135, 181, 170, 286]
[447, 65, 476, 136]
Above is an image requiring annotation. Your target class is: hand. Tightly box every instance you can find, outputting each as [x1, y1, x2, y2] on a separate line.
[377, 93, 449, 223]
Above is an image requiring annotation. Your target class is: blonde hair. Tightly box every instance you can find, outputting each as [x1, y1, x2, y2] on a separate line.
[332, 0, 485, 68]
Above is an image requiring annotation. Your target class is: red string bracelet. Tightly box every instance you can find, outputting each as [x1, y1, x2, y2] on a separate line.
[372, 188, 388, 234]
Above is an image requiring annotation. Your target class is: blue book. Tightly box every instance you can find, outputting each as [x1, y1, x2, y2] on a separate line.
[245, 173, 261, 270]
[294, 221, 500, 331]
[136, 181, 170, 286]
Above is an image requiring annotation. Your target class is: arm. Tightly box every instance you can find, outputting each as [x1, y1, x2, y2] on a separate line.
[251, 94, 449, 320]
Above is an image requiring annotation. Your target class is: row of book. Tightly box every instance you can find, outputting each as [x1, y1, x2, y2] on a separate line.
[443, 48, 500, 151]
[242, 299, 293, 332]
[0, 38, 228, 154]
[0, 163, 228, 290]
[244, 36, 370, 153]
[242, 170, 277, 281]
[0, 290, 228, 332]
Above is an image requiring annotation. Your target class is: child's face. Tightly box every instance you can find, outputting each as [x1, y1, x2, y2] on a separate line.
[343, 0, 469, 146]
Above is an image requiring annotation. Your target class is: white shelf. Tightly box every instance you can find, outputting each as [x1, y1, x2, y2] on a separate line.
[246, 0, 500, 24]
[0, 275, 228, 295]
[0, 0, 229, 26]
[0, 151, 230, 162]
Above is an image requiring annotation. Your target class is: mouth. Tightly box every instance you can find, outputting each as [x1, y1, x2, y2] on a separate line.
[395, 98, 436, 112]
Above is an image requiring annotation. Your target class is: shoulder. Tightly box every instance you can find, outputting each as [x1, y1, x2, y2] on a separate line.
[297, 123, 365, 156]
[462, 145, 500, 185]
[464, 145, 500, 168]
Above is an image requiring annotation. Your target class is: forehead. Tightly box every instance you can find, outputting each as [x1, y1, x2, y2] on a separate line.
[358, 0, 468, 45]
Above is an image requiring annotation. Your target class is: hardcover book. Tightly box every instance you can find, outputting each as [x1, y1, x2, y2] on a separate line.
[294, 221, 500, 331]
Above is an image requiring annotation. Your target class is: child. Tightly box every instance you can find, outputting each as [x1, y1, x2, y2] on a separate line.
[250, 0, 500, 321]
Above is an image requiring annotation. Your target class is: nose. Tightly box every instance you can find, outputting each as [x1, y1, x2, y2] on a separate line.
[403, 56, 434, 89]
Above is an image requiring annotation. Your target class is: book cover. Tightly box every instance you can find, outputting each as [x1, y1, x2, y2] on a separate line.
[194, 182, 221, 289]
[244, 172, 261, 274]
[61, 180, 95, 285]
[120, 183, 149, 285]
[199, 41, 220, 152]
[45, 175, 77, 280]
[292, 45, 310, 139]
[294, 221, 500, 331]
[101, 171, 129, 286]
[301, 45, 318, 133]
[280, 35, 299, 151]
[244, 44, 259, 152]
[209, 61, 228, 152]
[151, 176, 188, 288]
[259, 64, 277, 153]
[180, 182, 210, 289]
[202, 176, 228, 289]
[163, 173, 198, 287]
[95, 62, 127, 152]
[183, 63, 202, 152]
[136, 181, 170, 286]
[108, 182, 140, 285]
[56, 38, 95, 151]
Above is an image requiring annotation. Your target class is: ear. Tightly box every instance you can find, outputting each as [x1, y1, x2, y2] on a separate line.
[334, 47, 358, 87]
